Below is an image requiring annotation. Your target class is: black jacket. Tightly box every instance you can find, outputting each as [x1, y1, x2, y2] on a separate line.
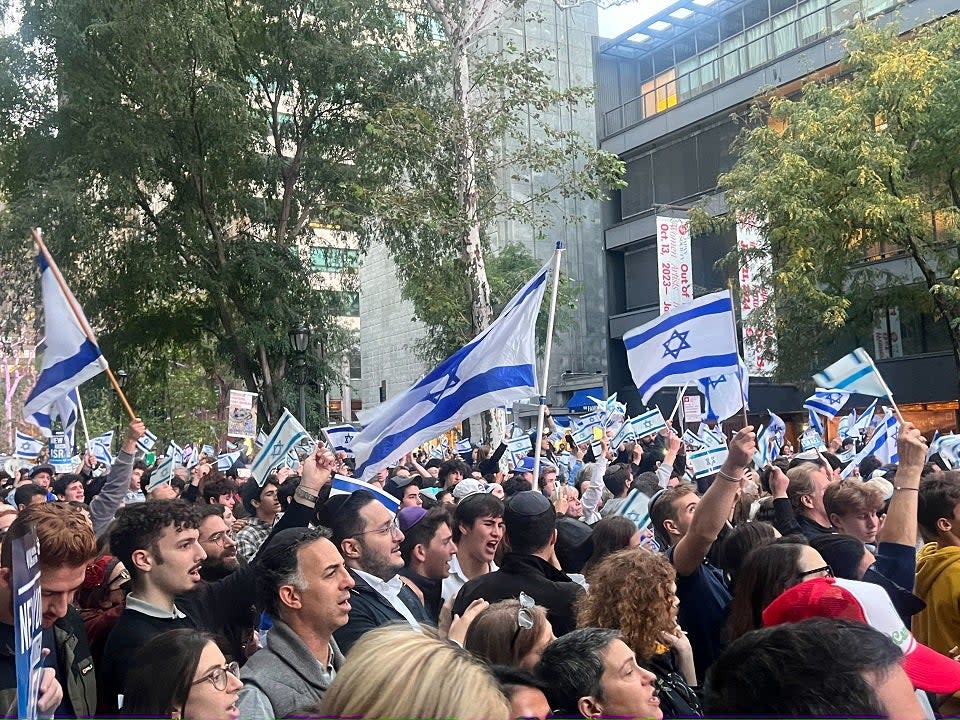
[452, 553, 584, 636]
[333, 571, 430, 654]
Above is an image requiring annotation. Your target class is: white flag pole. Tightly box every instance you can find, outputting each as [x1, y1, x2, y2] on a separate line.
[75, 390, 91, 449]
[668, 383, 689, 425]
[532, 243, 565, 486]
[864, 353, 905, 424]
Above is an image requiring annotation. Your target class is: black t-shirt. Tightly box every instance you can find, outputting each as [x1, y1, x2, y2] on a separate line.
[667, 546, 731, 680]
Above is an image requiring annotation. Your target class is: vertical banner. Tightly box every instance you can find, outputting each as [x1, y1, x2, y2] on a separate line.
[736, 216, 777, 376]
[655, 215, 693, 314]
[873, 307, 903, 360]
[227, 390, 258, 439]
[48, 433, 72, 473]
[12, 525, 42, 720]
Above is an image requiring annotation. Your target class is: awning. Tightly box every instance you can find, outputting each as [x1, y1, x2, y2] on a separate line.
[567, 387, 603, 412]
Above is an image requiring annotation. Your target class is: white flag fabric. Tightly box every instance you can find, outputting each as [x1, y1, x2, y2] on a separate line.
[25, 388, 79, 447]
[250, 409, 311, 485]
[23, 253, 109, 418]
[136, 429, 157, 454]
[697, 357, 749, 422]
[216, 451, 241, 471]
[840, 415, 899, 479]
[351, 259, 552, 480]
[813, 348, 888, 397]
[632, 408, 668, 438]
[850, 400, 878, 437]
[688, 446, 729, 478]
[623, 291, 739, 404]
[803, 388, 851, 418]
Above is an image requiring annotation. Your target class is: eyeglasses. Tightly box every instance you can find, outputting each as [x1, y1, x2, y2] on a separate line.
[191, 662, 240, 691]
[510, 592, 536, 652]
[797, 565, 834, 579]
[353, 516, 402, 538]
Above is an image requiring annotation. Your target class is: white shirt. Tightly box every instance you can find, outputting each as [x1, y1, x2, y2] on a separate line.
[353, 569, 422, 631]
[441, 555, 498, 603]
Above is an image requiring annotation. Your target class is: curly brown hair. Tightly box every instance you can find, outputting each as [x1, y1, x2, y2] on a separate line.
[576, 547, 676, 663]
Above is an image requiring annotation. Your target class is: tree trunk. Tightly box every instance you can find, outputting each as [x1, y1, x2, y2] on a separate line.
[451, 41, 494, 337]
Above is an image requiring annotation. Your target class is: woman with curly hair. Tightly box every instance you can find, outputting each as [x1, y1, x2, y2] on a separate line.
[577, 547, 701, 718]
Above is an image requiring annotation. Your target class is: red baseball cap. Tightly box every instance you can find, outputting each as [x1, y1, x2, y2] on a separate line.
[762, 577, 960, 694]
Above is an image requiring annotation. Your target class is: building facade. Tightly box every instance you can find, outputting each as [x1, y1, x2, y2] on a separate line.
[359, 0, 610, 424]
[597, 0, 960, 433]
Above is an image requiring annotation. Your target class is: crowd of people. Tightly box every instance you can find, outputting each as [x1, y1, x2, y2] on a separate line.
[2, 409, 960, 719]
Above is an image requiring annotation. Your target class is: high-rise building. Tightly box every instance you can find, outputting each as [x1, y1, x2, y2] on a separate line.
[360, 0, 610, 422]
[597, 0, 960, 431]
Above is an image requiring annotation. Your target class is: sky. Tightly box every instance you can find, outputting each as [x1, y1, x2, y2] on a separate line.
[598, 0, 678, 39]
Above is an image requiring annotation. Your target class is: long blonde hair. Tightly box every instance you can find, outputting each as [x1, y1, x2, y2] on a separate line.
[319, 625, 510, 720]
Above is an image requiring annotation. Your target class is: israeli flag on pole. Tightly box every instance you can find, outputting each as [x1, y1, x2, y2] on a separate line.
[329, 474, 400, 514]
[632, 408, 668, 438]
[698, 425, 727, 449]
[840, 415, 898, 478]
[166, 441, 183, 464]
[767, 411, 786, 458]
[147, 457, 174, 491]
[688, 446, 729, 479]
[803, 388, 850, 419]
[697, 357, 749, 422]
[89, 431, 114, 466]
[754, 423, 770, 468]
[681, 429, 705, 449]
[322, 424, 357, 455]
[216, 451, 241, 471]
[255, 431, 268, 450]
[808, 409, 824, 436]
[22, 253, 109, 419]
[623, 291, 739, 405]
[455, 438, 473, 454]
[850, 400, 878, 437]
[813, 348, 889, 397]
[250, 409, 311, 486]
[137, 429, 157, 454]
[201, 444, 216, 459]
[611, 419, 637, 449]
[15, 431, 44, 461]
[25, 388, 79, 453]
[351, 259, 552, 481]
[939, 435, 960, 469]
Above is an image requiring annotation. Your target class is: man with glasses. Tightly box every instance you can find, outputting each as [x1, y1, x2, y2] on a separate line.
[329, 490, 429, 653]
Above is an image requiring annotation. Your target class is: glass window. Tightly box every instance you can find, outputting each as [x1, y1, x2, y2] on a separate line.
[674, 34, 697, 63]
[696, 22, 719, 52]
[311, 247, 359, 271]
[770, 0, 796, 14]
[653, 47, 675, 75]
[720, 10, 744, 40]
[621, 155, 654, 218]
[652, 137, 699, 203]
[743, 0, 770, 28]
[624, 246, 659, 310]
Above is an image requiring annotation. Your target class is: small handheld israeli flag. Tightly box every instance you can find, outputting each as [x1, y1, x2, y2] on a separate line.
[455, 438, 473, 454]
[610, 419, 636, 450]
[813, 348, 888, 397]
[322, 424, 357, 455]
[615, 489, 653, 530]
[632, 408, 667, 438]
[147, 457, 175, 491]
[217, 451, 241, 471]
[250, 409, 311, 486]
[166, 441, 183, 464]
[90, 431, 114, 466]
[15, 431, 44, 461]
[136, 429, 157, 454]
[681, 429, 705, 449]
[201, 444, 216, 459]
[803, 389, 850, 419]
[688, 446, 728, 479]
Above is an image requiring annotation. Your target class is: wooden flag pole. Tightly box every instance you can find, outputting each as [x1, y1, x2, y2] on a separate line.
[31, 228, 137, 421]
[727, 280, 751, 429]
[531, 243, 565, 486]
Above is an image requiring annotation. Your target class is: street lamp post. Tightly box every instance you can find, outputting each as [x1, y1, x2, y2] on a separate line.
[288, 323, 311, 427]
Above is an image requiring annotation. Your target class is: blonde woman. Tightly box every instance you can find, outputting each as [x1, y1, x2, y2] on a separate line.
[316, 625, 510, 720]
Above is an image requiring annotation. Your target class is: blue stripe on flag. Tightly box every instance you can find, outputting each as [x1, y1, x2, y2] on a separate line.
[24, 340, 103, 405]
[804, 399, 838, 417]
[356, 364, 534, 476]
[330, 475, 400, 514]
[624, 296, 733, 350]
[636, 353, 740, 401]
[830, 365, 874, 390]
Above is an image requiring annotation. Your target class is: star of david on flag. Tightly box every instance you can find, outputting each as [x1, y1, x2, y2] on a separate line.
[803, 388, 851, 419]
[697, 356, 749, 422]
[623, 291, 739, 404]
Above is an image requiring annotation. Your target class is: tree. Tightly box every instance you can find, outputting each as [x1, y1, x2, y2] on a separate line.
[692, 18, 960, 389]
[359, 0, 624, 442]
[0, 0, 420, 426]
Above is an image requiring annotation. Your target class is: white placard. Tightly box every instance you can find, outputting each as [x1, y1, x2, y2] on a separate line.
[737, 216, 777, 376]
[682, 396, 702, 423]
[655, 216, 693, 314]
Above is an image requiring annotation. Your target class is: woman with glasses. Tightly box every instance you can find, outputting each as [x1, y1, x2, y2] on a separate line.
[121, 629, 242, 720]
[726, 539, 832, 640]
[577, 547, 701, 718]
[464, 595, 556, 671]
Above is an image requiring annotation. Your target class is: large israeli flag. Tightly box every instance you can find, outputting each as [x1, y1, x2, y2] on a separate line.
[697, 357, 749, 422]
[22, 253, 109, 418]
[250, 409, 311, 485]
[813, 348, 888, 397]
[623, 291, 739, 404]
[351, 259, 552, 480]
[803, 388, 850, 418]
